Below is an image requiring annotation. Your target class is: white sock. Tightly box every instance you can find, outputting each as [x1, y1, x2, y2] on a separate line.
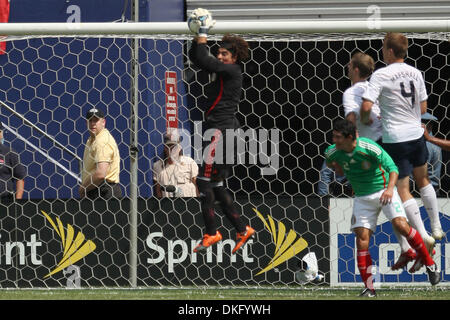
[393, 227, 411, 253]
[420, 183, 442, 231]
[402, 198, 429, 240]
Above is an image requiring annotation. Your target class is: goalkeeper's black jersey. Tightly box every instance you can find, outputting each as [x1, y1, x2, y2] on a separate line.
[189, 41, 242, 130]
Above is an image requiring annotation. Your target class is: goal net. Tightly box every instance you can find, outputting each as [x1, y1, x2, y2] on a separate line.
[0, 21, 448, 288]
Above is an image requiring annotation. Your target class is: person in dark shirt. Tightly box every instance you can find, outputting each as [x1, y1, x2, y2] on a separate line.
[188, 17, 255, 254]
[0, 122, 26, 202]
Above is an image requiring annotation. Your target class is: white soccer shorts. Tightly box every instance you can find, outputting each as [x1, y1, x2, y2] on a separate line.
[351, 188, 406, 232]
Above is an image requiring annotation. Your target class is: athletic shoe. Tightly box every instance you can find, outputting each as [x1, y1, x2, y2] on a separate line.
[409, 236, 436, 273]
[424, 235, 436, 256]
[432, 228, 445, 241]
[359, 288, 377, 298]
[409, 257, 423, 273]
[409, 247, 436, 274]
[391, 249, 416, 270]
[232, 226, 255, 254]
[426, 264, 440, 286]
[409, 251, 436, 274]
[193, 231, 222, 253]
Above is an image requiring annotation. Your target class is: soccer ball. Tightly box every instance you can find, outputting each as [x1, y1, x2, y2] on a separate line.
[187, 15, 201, 34]
[187, 8, 213, 34]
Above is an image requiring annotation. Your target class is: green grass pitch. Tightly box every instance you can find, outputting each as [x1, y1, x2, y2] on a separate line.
[0, 287, 449, 300]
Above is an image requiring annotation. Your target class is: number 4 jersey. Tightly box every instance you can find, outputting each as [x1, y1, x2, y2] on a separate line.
[363, 62, 428, 143]
[324, 137, 399, 196]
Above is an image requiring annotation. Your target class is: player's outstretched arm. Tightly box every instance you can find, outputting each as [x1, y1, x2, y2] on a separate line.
[380, 171, 398, 205]
[16, 179, 24, 199]
[420, 100, 428, 115]
[423, 124, 450, 151]
[360, 99, 373, 125]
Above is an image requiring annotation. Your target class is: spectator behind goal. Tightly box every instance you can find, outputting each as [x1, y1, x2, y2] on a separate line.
[79, 108, 122, 200]
[152, 132, 199, 198]
[0, 122, 26, 203]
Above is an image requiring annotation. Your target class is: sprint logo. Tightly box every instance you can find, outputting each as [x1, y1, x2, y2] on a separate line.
[253, 208, 308, 275]
[41, 210, 96, 278]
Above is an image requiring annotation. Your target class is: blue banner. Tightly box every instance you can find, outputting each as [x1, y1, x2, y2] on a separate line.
[330, 199, 449, 286]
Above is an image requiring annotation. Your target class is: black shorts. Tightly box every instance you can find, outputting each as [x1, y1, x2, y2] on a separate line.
[198, 128, 238, 181]
[382, 135, 428, 179]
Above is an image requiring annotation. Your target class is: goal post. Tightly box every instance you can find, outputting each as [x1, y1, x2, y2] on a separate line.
[0, 20, 448, 288]
[1, 19, 450, 35]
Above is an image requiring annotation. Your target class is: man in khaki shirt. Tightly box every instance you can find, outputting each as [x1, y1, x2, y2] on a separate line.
[79, 108, 122, 200]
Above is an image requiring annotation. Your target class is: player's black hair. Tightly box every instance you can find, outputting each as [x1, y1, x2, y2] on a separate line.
[333, 119, 356, 140]
[220, 34, 249, 62]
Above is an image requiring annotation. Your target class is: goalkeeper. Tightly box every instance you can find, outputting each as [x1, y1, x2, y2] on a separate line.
[187, 9, 255, 254]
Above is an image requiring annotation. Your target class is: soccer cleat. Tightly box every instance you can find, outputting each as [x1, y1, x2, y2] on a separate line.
[432, 228, 445, 241]
[232, 226, 255, 254]
[426, 264, 440, 286]
[359, 288, 377, 298]
[409, 252, 435, 274]
[193, 231, 222, 253]
[409, 251, 436, 274]
[409, 236, 436, 273]
[409, 257, 423, 273]
[391, 249, 416, 270]
[424, 235, 436, 256]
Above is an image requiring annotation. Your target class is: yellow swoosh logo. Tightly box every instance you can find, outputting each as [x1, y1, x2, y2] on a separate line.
[253, 208, 308, 276]
[41, 210, 96, 278]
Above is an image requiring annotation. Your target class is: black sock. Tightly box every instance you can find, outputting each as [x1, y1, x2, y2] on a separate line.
[213, 186, 246, 233]
[197, 179, 217, 235]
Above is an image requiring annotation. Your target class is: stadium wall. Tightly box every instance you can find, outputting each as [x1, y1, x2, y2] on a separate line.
[187, 0, 450, 20]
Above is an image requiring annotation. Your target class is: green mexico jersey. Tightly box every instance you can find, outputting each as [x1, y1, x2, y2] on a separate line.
[324, 137, 399, 196]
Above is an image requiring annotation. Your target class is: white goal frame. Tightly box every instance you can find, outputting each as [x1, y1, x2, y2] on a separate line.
[1, 19, 449, 36]
[0, 20, 448, 288]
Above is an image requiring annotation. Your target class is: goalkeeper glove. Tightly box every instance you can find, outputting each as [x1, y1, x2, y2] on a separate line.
[188, 8, 215, 37]
[198, 15, 215, 37]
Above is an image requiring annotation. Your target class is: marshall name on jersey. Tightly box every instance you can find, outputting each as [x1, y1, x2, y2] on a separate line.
[363, 62, 428, 144]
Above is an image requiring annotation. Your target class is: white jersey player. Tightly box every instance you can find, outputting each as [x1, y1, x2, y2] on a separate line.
[343, 81, 382, 142]
[344, 52, 414, 271]
[363, 62, 427, 144]
[361, 33, 443, 273]
[343, 52, 382, 143]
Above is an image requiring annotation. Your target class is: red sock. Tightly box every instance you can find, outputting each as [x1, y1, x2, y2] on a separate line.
[357, 249, 373, 289]
[406, 228, 434, 266]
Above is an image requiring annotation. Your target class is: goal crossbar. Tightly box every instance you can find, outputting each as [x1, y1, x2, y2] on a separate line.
[0, 20, 449, 36]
